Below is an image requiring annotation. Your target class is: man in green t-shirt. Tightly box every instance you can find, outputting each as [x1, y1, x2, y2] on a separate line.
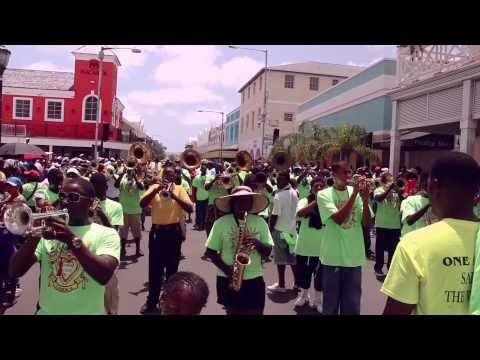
[115, 159, 145, 259]
[373, 172, 403, 278]
[205, 186, 273, 315]
[204, 164, 229, 236]
[34, 168, 63, 210]
[400, 184, 436, 237]
[9, 177, 120, 315]
[90, 173, 124, 315]
[317, 161, 372, 315]
[192, 165, 209, 231]
[382, 152, 480, 315]
[21, 169, 45, 210]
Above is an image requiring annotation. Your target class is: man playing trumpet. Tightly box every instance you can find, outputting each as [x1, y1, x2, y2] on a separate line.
[139, 166, 193, 314]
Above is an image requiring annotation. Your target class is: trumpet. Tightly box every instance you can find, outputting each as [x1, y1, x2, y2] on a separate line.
[160, 182, 173, 200]
[221, 174, 235, 190]
[352, 175, 376, 192]
[3, 203, 69, 237]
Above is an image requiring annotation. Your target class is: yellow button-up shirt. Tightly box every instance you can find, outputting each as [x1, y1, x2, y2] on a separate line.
[141, 183, 192, 225]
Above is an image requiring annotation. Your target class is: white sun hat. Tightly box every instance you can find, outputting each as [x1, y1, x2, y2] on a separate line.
[214, 186, 269, 214]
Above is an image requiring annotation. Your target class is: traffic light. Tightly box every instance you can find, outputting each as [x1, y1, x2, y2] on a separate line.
[365, 132, 373, 148]
[273, 129, 280, 144]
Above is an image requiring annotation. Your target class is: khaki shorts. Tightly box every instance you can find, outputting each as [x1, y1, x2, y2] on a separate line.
[120, 214, 142, 239]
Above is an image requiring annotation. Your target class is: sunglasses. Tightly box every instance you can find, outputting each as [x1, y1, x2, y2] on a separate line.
[58, 191, 92, 203]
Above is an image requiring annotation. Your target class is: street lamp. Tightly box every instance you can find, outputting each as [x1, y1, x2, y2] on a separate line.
[228, 45, 268, 159]
[94, 46, 141, 159]
[0, 45, 11, 145]
[197, 110, 225, 164]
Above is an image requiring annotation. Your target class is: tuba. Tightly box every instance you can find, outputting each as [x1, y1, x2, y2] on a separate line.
[230, 211, 252, 292]
[129, 142, 151, 165]
[271, 151, 292, 171]
[235, 151, 253, 172]
[181, 149, 202, 170]
[3, 203, 69, 237]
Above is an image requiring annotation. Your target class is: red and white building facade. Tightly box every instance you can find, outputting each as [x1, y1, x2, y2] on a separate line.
[1, 48, 146, 157]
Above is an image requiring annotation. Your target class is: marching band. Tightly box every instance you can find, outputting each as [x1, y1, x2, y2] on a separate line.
[1, 145, 480, 316]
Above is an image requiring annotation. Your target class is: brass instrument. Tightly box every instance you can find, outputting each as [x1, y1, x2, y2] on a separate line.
[271, 151, 292, 171]
[3, 203, 69, 237]
[129, 142, 152, 181]
[160, 182, 173, 200]
[181, 149, 202, 170]
[352, 175, 376, 192]
[221, 174, 235, 190]
[230, 211, 252, 292]
[235, 151, 253, 172]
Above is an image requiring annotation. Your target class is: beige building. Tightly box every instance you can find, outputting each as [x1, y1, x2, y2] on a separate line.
[238, 62, 363, 159]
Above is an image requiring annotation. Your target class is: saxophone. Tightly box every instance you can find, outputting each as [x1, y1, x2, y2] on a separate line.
[230, 211, 252, 292]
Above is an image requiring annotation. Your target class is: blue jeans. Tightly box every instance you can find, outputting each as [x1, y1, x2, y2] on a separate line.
[322, 265, 362, 315]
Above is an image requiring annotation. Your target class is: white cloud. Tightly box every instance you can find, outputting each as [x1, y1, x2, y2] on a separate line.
[154, 45, 263, 89]
[346, 57, 383, 67]
[127, 86, 223, 107]
[25, 61, 71, 72]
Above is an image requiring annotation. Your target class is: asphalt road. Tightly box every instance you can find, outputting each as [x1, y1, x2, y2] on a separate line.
[2, 217, 387, 315]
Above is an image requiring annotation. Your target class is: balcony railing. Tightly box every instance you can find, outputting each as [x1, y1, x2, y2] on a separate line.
[1, 123, 141, 144]
[397, 45, 480, 87]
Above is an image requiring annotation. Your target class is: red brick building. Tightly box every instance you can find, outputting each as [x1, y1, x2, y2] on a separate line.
[1, 48, 146, 157]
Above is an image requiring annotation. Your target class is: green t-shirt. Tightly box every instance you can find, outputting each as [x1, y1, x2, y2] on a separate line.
[23, 182, 44, 207]
[181, 178, 191, 196]
[474, 203, 480, 218]
[294, 197, 323, 256]
[317, 186, 366, 267]
[257, 187, 273, 218]
[34, 223, 120, 315]
[206, 175, 228, 206]
[296, 176, 312, 200]
[119, 176, 143, 215]
[400, 195, 435, 236]
[205, 214, 274, 280]
[374, 186, 401, 229]
[381, 219, 479, 315]
[192, 175, 209, 201]
[99, 198, 124, 227]
[238, 170, 248, 183]
[34, 187, 60, 204]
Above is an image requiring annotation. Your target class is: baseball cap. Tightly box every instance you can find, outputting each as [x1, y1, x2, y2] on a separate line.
[6, 176, 23, 188]
[23, 170, 41, 181]
[66, 167, 81, 176]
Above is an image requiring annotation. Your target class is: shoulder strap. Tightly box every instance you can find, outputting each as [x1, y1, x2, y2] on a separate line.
[25, 182, 39, 202]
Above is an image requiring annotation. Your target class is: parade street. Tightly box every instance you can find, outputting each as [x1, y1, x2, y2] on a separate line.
[3, 217, 387, 316]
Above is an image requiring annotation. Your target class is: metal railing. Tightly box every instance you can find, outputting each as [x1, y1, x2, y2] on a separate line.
[397, 45, 480, 87]
[1, 123, 140, 143]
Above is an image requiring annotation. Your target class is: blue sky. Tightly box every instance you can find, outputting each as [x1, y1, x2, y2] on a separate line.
[5, 45, 396, 152]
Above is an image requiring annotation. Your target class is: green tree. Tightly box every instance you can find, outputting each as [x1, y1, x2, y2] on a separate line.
[167, 153, 177, 162]
[149, 139, 167, 161]
[270, 122, 378, 165]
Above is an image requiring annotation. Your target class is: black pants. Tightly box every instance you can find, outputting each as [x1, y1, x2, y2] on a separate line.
[374, 228, 400, 273]
[195, 200, 208, 229]
[363, 225, 372, 257]
[146, 224, 182, 307]
[296, 255, 323, 291]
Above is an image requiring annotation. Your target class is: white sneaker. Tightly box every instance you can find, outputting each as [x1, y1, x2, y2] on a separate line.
[267, 283, 287, 293]
[312, 291, 323, 313]
[294, 289, 309, 307]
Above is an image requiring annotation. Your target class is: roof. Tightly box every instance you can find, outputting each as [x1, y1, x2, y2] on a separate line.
[3, 68, 74, 91]
[238, 61, 364, 92]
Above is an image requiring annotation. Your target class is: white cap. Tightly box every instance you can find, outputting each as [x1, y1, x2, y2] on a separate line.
[66, 167, 81, 176]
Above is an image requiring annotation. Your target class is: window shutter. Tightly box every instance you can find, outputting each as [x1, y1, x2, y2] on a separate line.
[473, 80, 480, 120]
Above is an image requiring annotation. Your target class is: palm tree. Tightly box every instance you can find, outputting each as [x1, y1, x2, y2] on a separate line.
[269, 122, 378, 166]
[315, 123, 378, 164]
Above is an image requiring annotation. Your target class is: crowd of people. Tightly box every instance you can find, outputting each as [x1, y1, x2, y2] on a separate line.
[1, 149, 480, 316]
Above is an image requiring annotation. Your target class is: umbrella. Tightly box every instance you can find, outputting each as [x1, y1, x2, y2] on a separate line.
[0, 143, 46, 160]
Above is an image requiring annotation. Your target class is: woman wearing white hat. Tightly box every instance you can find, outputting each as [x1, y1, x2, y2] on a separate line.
[204, 186, 274, 315]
